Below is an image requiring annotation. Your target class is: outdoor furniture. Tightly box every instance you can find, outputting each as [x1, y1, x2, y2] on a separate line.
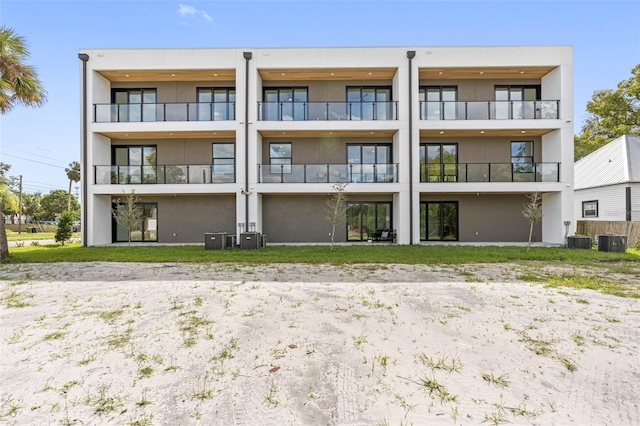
[370, 229, 396, 243]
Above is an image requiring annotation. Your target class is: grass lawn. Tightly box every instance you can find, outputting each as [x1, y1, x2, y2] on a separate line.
[5, 232, 81, 241]
[4, 243, 639, 266]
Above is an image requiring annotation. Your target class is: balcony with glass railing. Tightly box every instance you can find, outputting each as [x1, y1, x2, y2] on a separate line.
[93, 102, 236, 123]
[95, 165, 235, 184]
[419, 162, 559, 183]
[257, 101, 398, 121]
[258, 163, 398, 183]
[420, 100, 559, 120]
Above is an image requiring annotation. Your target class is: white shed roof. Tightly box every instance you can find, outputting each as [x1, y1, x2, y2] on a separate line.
[574, 135, 640, 190]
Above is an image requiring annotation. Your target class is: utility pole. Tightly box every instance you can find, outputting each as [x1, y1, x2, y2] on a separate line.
[18, 175, 23, 234]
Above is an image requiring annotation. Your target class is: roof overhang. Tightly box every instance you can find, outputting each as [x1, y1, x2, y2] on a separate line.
[419, 66, 556, 80]
[97, 69, 236, 82]
[259, 67, 397, 81]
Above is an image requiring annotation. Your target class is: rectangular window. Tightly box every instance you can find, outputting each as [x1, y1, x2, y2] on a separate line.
[419, 86, 457, 119]
[347, 143, 392, 182]
[511, 141, 534, 179]
[112, 145, 157, 184]
[495, 85, 540, 119]
[270, 143, 292, 174]
[212, 143, 235, 182]
[347, 86, 392, 120]
[582, 200, 598, 218]
[262, 87, 308, 120]
[197, 88, 236, 121]
[112, 88, 157, 122]
[113, 202, 158, 242]
[420, 143, 458, 182]
[347, 202, 392, 241]
[420, 201, 458, 241]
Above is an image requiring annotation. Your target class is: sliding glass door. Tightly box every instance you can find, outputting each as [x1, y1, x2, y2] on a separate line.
[420, 201, 458, 241]
[347, 202, 392, 241]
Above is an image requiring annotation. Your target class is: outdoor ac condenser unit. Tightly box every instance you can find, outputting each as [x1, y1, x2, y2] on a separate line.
[240, 232, 261, 250]
[205, 232, 227, 250]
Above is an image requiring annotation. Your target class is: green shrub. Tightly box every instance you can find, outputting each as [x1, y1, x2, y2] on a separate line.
[55, 211, 75, 245]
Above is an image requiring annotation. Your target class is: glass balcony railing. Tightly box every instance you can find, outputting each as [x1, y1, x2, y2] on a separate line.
[419, 163, 560, 183]
[257, 101, 398, 121]
[420, 100, 559, 120]
[95, 165, 235, 184]
[93, 102, 236, 123]
[259, 163, 398, 183]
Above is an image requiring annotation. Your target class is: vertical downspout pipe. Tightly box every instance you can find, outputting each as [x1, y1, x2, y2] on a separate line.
[243, 52, 252, 230]
[78, 53, 89, 247]
[406, 51, 416, 245]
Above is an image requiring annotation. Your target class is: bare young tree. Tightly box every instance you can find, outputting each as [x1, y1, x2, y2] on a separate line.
[522, 191, 543, 252]
[324, 183, 348, 250]
[112, 190, 143, 247]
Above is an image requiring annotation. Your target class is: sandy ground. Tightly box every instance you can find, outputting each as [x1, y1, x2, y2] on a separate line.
[1, 262, 639, 426]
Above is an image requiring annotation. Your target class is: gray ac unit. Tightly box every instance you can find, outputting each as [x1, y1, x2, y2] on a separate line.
[567, 236, 591, 249]
[205, 232, 227, 250]
[240, 232, 261, 250]
[597, 235, 627, 253]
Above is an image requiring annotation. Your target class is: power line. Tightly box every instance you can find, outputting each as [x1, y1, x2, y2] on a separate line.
[0, 144, 70, 164]
[1, 153, 65, 169]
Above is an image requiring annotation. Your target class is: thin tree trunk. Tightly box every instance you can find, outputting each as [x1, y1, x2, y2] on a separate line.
[527, 222, 534, 252]
[67, 179, 72, 210]
[0, 202, 9, 260]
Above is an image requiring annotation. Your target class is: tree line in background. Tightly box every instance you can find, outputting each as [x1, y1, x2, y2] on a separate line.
[1, 162, 81, 225]
[574, 64, 640, 160]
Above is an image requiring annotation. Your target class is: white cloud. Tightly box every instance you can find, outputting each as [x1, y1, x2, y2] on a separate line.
[177, 4, 212, 22]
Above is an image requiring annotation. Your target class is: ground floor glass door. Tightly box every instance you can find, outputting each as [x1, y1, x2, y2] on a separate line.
[347, 202, 391, 241]
[113, 202, 158, 242]
[420, 201, 458, 241]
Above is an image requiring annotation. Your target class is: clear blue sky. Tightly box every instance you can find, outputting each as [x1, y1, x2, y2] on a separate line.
[1, 0, 639, 194]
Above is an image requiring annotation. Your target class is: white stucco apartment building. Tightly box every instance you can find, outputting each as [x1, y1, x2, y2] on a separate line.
[78, 45, 574, 245]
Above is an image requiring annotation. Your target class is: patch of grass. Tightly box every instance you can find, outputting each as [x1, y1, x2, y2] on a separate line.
[96, 308, 125, 325]
[44, 331, 65, 341]
[416, 353, 463, 373]
[546, 274, 640, 299]
[6, 244, 639, 267]
[481, 371, 511, 388]
[3, 289, 33, 308]
[86, 385, 127, 417]
[138, 366, 153, 379]
[517, 329, 555, 356]
[558, 355, 578, 372]
[418, 373, 458, 403]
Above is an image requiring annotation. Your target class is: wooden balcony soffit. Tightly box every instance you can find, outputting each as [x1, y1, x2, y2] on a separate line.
[259, 68, 397, 81]
[98, 130, 236, 140]
[259, 130, 397, 138]
[97, 69, 236, 82]
[420, 129, 554, 138]
[419, 66, 556, 80]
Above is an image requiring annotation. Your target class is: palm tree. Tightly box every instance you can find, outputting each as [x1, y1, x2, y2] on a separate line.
[65, 161, 80, 210]
[0, 26, 47, 113]
[0, 27, 47, 260]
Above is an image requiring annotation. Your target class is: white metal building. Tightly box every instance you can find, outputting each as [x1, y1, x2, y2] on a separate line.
[574, 134, 640, 222]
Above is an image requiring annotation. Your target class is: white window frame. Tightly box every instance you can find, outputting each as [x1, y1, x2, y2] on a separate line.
[582, 200, 598, 218]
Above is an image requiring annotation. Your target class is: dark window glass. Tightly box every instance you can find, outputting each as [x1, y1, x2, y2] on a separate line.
[421, 201, 458, 241]
[111, 146, 157, 184]
[112, 89, 157, 122]
[419, 86, 457, 119]
[346, 202, 392, 241]
[269, 143, 292, 174]
[262, 87, 308, 120]
[420, 143, 457, 182]
[113, 202, 158, 242]
[197, 88, 236, 120]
